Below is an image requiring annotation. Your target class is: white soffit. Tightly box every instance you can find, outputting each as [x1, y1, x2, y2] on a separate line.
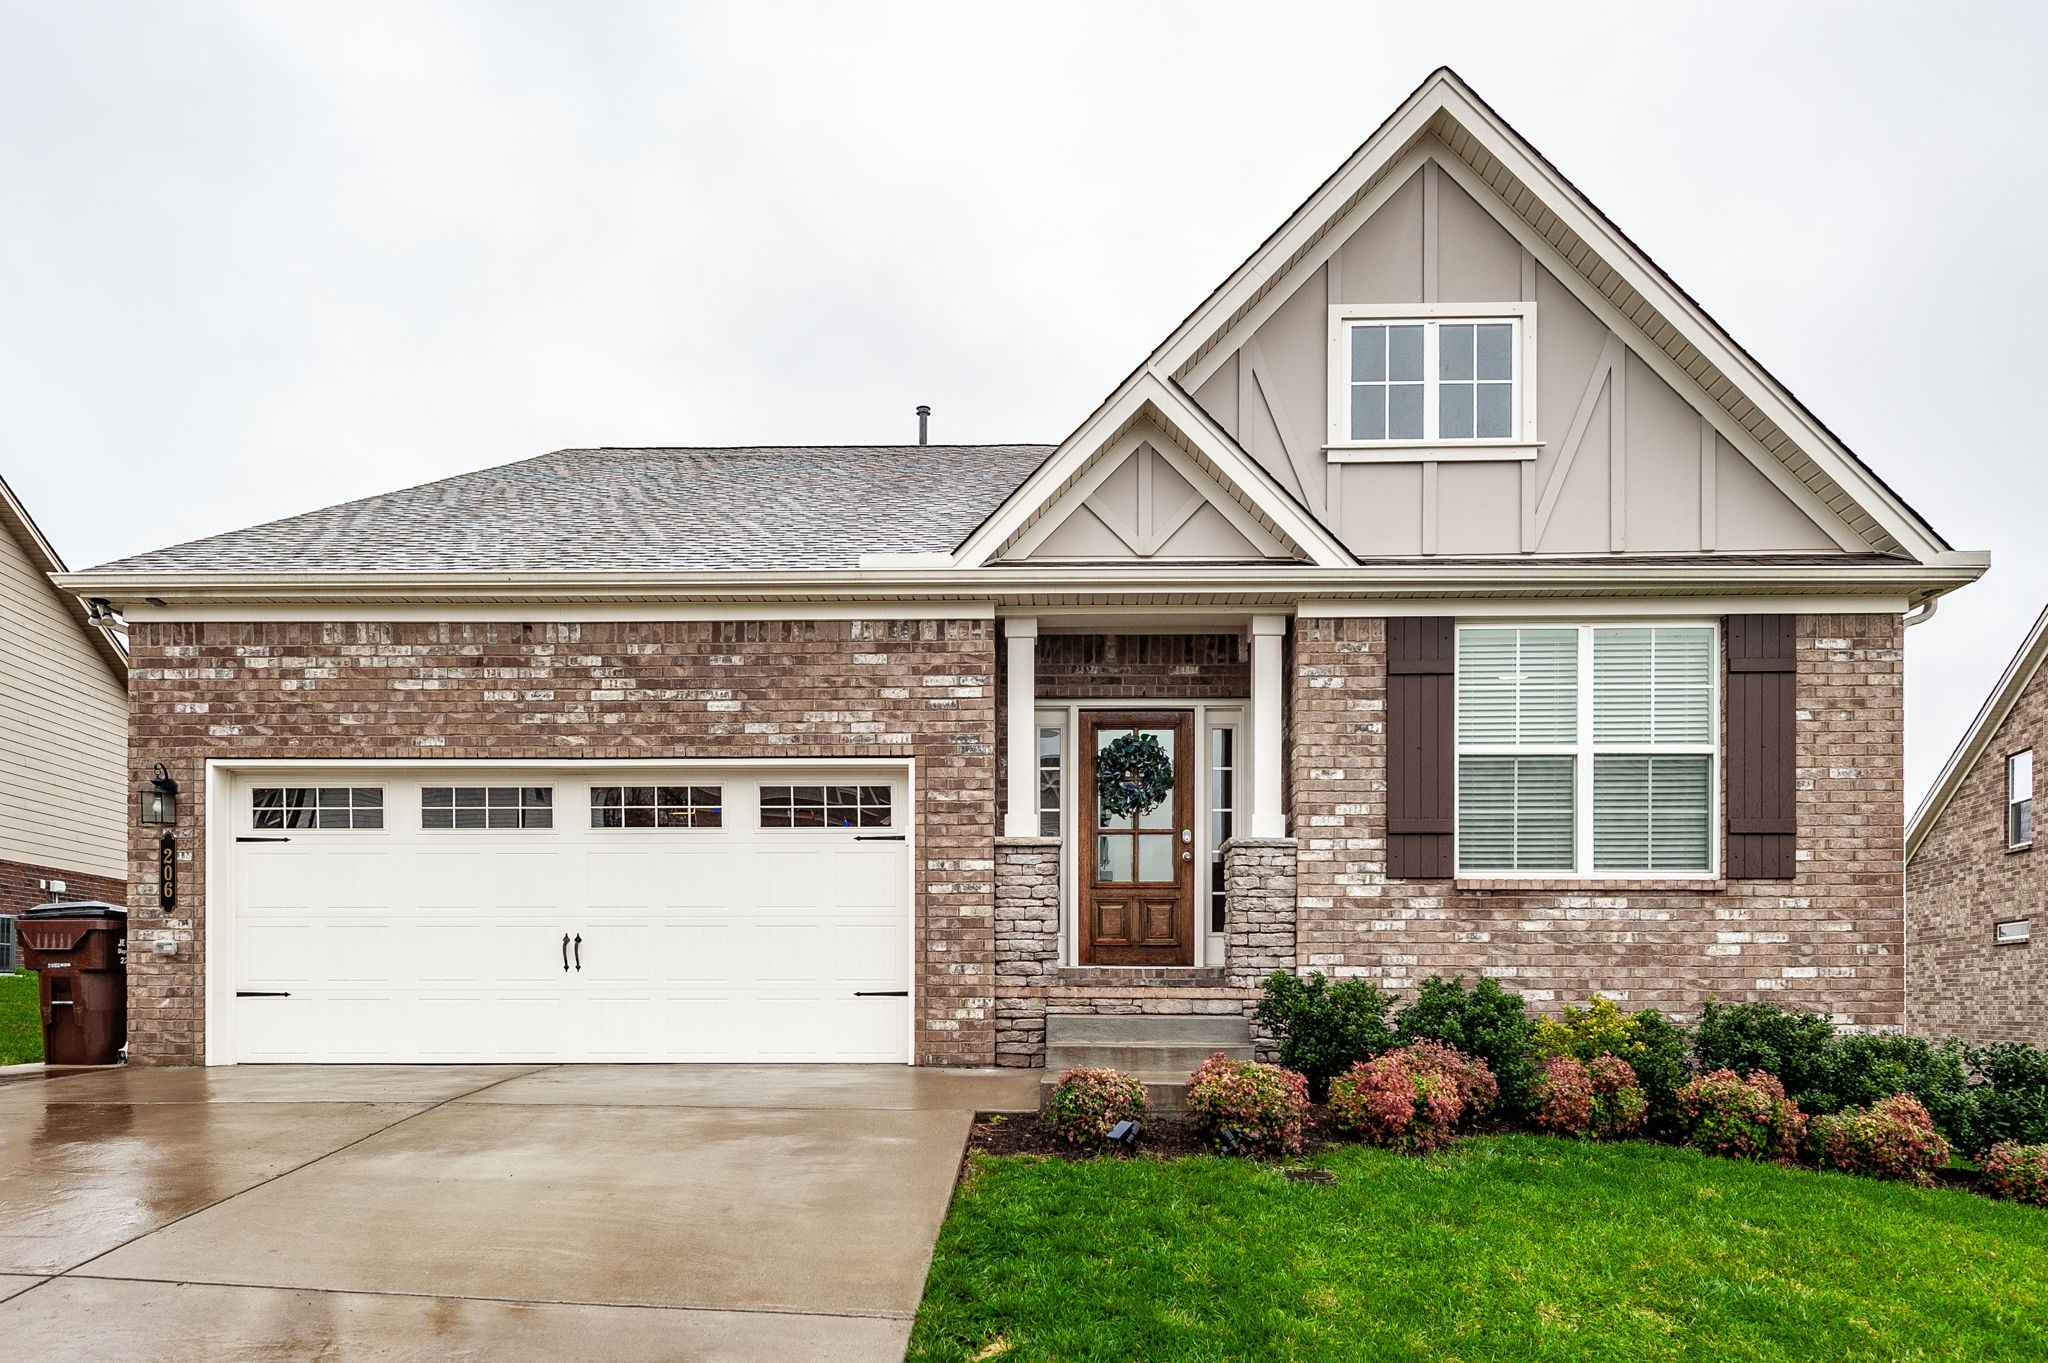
[1149, 68, 1955, 566]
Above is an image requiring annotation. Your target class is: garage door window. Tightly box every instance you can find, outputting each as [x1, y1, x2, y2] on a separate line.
[252, 787, 384, 830]
[760, 784, 892, 829]
[590, 785, 723, 829]
[423, 786, 553, 830]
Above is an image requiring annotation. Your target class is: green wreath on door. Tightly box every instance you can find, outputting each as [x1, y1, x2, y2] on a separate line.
[1095, 732, 1176, 820]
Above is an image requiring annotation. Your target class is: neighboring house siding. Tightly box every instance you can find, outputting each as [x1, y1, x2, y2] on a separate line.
[1908, 670, 2047, 1046]
[120, 619, 997, 1066]
[0, 515, 128, 888]
[1289, 612, 1906, 1026]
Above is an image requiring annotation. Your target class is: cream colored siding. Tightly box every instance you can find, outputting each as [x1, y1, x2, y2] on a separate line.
[0, 521, 127, 879]
[1190, 149, 1851, 560]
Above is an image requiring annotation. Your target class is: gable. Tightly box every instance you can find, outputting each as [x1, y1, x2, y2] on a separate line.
[1140, 69, 1962, 570]
[1186, 155, 1852, 559]
[1002, 428, 1297, 564]
[956, 373, 1353, 569]
[1910, 606, 2048, 861]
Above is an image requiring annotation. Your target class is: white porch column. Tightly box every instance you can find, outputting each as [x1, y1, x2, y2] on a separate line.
[1249, 614, 1289, 839]
[1003, 617, 1040, 838]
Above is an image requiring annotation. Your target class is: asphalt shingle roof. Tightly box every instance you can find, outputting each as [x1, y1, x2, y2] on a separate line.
[90, 446, 1054, 573]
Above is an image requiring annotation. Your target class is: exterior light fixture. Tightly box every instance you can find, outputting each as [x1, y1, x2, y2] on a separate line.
[1106, 1119, 1144, 1155]
[139, 764, 179, 826]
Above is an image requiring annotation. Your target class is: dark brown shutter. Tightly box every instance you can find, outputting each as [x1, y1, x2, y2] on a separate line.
[1724, 614, 1796, 879]
[1386, 617, 1455, 879]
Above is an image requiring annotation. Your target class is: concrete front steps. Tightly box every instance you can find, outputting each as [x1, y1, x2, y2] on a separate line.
[1039, 1014, 1255, 1115]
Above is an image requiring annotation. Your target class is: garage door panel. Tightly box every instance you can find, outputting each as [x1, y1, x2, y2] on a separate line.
[227, 769, 911, 1064]
[658, 923, 731, 983]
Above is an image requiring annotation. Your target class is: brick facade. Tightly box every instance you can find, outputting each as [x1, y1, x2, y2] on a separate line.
[1290, 613, 1907, 1027]
[122, 618, 998, 1066]
[0, 858, 125, 917]
[1908, 655, 2047, 1046]
[1033, 633, 1248, 701]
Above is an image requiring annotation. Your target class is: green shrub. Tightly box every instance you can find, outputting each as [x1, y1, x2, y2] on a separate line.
[1041, 1067, 1148, 1148]
[1328, 1042, 1493, 1154]
[1677, 1069, 1806, 1161]
[1828, 1034, 1978, 1153]
[1693, 998, 1838, 1109]
[1981, 1141, 2048, 1206]
[1395, 975, 1537, 1115]
[1807, 1093, 1951, 1184]
[1253, 971, 1396, 1100]
[1971, 1043, 2048, 1151]
[1531, 995, 1690, 1128]
[1184, 1053, 1311, 1157]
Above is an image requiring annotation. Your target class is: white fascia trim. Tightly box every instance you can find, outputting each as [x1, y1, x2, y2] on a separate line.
[953, 373, 1353, 570]
[63, 557, 1987, 614]
[1907, 603, 2048, 861]
[1151, 72, 1954, 566]
[1316, 595, 1914, 619]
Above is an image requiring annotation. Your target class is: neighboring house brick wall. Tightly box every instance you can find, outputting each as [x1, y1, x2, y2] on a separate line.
[0, 858, 126, 917]
[1289, 613, 1906, 1028]
[1908, 669, 2047, 1046]
[121, 618, 998, 1067]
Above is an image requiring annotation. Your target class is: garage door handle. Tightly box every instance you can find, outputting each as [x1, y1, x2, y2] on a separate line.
[573, 934, 582, 971]
[236, 836, 290, 843]
[855, 834, 905, 841]
[855, 990, 909, 997]
[236, 991, 290, 998]
[562, 933, 571, 972]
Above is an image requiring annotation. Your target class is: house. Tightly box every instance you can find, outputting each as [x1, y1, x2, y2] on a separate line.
[0, 472, 128, 921]
[1907, 606, 2047, 1046]
[56, 70, 1986, 1069]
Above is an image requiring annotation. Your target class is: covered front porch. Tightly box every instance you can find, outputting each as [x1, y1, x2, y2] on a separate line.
[991, 613, 1300, 1067]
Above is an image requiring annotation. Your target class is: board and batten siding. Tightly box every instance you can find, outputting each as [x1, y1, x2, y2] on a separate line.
[0, 518, 128, 881]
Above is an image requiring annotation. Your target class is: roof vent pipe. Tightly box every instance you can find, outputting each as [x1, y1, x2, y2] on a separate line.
[916, 405, 931, 446]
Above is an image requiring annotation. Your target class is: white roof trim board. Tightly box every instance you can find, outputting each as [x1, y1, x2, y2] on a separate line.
[1907, 604, 2048, 861]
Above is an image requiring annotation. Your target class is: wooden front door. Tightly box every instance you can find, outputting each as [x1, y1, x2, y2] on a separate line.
[1080, 711, 1195, 965]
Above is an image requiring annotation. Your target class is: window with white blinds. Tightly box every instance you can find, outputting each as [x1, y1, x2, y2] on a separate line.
[1456, 624, 1716, 875]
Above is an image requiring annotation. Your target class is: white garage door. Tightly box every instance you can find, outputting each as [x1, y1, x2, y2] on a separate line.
[220, 767, 912, 1064]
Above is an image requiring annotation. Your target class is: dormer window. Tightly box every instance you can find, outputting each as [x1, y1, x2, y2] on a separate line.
[1326, 304, 1539, 461]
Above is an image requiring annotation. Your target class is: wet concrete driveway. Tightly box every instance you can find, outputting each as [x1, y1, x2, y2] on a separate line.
[0, 1064, 1039, 1360]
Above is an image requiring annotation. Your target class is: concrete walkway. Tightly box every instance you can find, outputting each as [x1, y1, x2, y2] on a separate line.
[0, 1063, 1039, 1361]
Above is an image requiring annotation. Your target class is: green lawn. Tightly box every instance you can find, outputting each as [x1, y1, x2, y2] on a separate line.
[0, 970, 41, 1065]
[910, 1135, 2048, 1362]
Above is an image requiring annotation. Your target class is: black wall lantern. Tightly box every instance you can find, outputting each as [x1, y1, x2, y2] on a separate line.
[139, 764, 179, 826]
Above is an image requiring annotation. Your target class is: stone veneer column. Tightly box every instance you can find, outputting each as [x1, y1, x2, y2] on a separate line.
[994, 836, 1061, 1066]
[1223, 836, 1298, 990]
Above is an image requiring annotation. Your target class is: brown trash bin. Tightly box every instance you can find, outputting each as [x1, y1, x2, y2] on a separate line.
[14, 902, 127, 1065]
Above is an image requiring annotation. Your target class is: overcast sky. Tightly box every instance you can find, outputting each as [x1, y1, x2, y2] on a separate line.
[2, 1, 2042, 799]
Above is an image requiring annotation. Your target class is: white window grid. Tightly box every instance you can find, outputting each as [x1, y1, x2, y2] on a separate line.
[1453, 622, 1719, 878]
[1037, 725, 1063, 838]
[1326, 303, 1537, 450]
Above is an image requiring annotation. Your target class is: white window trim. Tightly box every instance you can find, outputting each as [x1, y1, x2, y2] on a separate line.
[2008, 750, 2034, 851]
[1453, 620, 1720, 880]
[1326, 302, 1541, 461]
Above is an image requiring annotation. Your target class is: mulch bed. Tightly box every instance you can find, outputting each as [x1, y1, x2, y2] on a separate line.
[964, 1106, 1349, 1168]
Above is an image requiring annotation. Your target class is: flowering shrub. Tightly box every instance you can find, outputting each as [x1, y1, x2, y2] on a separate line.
[1532, 1056, 1595, 1136]
[1327, 1042, 1496, 1153]
[1981, 1142, 2048, 1206]
[1184, 1053, 1310, 1157]
[1395, 975, 1538, 1116]
[1807, 1094, 1951, 1184]
[1676, 1069, 1806, 1161]
[1040, 1067, 1149, 1148]
[1531, 1054, 1648, 1139]
[1532, 994, 1691, 1126]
